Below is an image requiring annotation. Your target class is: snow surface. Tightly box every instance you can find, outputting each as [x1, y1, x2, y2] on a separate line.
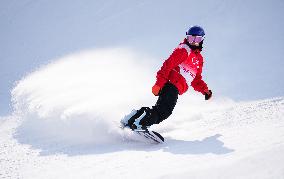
[1, 0, 284, 115]
[1, 49, 284, 179]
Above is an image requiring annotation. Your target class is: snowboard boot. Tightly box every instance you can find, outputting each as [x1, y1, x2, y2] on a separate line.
[120, 108, 150, 128]
[131, 107, 158, 131]
[120, 110, 137, 128]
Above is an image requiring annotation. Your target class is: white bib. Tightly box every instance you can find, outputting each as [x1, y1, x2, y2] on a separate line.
[177, 44, 200, 85]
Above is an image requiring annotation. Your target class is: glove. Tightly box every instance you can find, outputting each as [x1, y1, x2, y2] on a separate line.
[152, 85, 161, 96]
[204, 89, 212, 100]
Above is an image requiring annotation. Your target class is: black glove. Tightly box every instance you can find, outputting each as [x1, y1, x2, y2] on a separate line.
[205, 90, 212, 100]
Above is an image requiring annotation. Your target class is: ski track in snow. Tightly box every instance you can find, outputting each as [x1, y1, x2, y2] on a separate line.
[1, 49, 284, 179]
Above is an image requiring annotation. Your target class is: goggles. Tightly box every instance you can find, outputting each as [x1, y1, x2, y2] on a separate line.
[186, 35, 204, 44]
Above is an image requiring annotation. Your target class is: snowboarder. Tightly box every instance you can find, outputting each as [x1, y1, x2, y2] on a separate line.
[121, 25, 212, 131]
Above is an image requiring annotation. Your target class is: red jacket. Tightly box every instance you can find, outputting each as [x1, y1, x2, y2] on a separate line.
[155, 39, 209, 95]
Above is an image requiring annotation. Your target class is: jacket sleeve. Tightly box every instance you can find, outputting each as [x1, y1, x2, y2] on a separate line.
[155, 47, 188, 88]
[190, 60, 209, 94]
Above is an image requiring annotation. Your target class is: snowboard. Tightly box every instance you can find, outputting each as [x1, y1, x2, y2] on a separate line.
[120, 124, 164, 144]
[134, 129, 164, 144]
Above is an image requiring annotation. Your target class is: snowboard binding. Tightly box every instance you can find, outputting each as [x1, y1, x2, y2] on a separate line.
[121, 107, 154, 131]
[120, 108, 164, 143]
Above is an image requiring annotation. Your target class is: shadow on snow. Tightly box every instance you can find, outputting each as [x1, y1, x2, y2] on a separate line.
[14, 130, 234, 156]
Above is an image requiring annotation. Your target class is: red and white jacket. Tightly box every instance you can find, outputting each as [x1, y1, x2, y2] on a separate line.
[155, 39, 209, 95]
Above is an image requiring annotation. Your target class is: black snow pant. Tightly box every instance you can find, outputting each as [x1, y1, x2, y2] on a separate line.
[138, 82, 179, 127]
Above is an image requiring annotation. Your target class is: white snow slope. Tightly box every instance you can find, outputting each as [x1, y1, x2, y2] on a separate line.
[1, 49, 284, 179]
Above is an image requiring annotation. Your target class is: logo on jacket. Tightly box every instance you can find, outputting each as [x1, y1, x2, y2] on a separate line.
[182, 67, 189, 73]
